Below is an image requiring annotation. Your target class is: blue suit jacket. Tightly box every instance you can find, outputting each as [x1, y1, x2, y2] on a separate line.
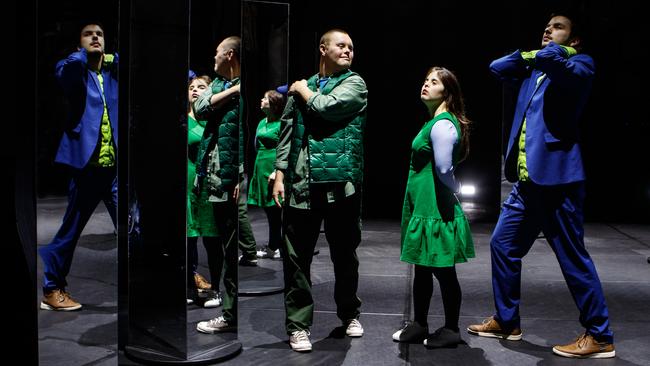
[490, 42, 595, 185]
[54, 49, 119, 169]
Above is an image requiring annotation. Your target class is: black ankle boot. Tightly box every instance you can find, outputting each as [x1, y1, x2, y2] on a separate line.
[424, 327, 461, 348]
[392, 321, 428, 343]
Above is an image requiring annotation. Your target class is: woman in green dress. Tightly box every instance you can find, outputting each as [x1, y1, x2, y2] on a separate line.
[392, 67, 474, 347]
[187, 75, 222, 307]
[247, 90, 286, 259]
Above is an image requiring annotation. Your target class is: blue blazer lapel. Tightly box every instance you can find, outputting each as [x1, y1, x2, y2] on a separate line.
[505, 70, 547, 159]
[524, 70, 545, 106]
[88, 70, 102, 97]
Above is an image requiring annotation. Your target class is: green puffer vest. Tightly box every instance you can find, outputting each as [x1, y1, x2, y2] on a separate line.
[288, 70, 367, 185]
[197, 78, 240, 193]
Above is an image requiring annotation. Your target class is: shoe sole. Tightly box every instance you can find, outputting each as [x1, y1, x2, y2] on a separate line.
[346, 331, 363, 337]
[467, 328, 522, 341]
[552, 347, 615, 359]
[423, 339, 462, 348]
[197, 325, 236, 334]
[393, 335, 425, 343]
[40, 302, 82, 311]
[203, 302, 222, 308]
[290, 344, 312, 352]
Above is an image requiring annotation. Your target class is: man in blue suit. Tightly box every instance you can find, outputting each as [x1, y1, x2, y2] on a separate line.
[39, 23, 118, 311]
[467, 13, 615, 358]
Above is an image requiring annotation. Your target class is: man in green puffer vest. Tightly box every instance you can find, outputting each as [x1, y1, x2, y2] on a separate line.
[272, 29, 368, 352]
[193, 36, 243, 334]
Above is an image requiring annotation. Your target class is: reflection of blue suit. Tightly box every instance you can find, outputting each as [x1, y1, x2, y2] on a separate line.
[488, 43, 613, 342]
[54, 49, 119, 168]
[39, 49, 118, 293]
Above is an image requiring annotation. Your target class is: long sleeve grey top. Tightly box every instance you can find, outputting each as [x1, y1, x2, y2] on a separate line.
[430, 119, 460, 193]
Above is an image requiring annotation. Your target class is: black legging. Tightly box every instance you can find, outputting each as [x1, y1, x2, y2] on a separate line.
[413, 265, 461, 331]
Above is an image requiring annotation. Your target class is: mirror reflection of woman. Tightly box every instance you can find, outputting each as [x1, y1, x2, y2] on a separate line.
[247, 90, 286, 259]
[187, 75, 222, 308]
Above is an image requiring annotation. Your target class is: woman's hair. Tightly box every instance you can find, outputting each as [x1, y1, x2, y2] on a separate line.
[190, 75, 212, 86]
[265, 89, 286, 120]
[426, 66, 471, 162]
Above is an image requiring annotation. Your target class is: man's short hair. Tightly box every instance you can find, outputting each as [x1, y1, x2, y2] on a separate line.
[319, 29, 349, 46]
[79, 21, 105, 36]
[221, 36, 241, 58]
[550, 11, 583, 41]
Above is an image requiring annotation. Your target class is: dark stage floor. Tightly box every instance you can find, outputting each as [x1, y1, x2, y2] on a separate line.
[37, 196, 650, 365]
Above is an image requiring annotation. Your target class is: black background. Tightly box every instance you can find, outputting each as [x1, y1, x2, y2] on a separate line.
[34, 0, 649, 223]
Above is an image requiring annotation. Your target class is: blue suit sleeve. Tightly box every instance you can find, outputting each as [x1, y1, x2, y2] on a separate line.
[55, 49, 88, 95]
[489, 50, 530, 83]
[535, 42, 595, 87]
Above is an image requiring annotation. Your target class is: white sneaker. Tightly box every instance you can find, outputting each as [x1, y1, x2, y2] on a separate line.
[256, 247, 269, 258]
[289, 330, 312, 352]
[345, 319, 364, 337]
[187, 298, 194, 305]
[196, 316, 235, 333]
[203, 292, 222, 308]
[257, 246, 281, 259]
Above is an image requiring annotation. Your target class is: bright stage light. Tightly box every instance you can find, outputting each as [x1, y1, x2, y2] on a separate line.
[460, 184, 476, 196]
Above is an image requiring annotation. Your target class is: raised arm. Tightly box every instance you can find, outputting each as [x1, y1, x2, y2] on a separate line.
[271, 97, 295, 207]
[489, 50, 531, 83]
[534, 42, 595, 87]
[55, 49, 89, 95]
[305, 75, 367, 122]
[274, 97, 295, 172]
[193, 83, 241, 120]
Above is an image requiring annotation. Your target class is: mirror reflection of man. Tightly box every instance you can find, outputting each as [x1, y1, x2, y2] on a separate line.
[194, 36, 244, 334]
[272, 29, 368, 352]
[39, 23, 118, 311]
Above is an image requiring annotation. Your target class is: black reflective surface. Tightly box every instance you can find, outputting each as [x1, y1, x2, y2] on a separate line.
[240, 0, 289, 295]
[122, 0, 190, 360]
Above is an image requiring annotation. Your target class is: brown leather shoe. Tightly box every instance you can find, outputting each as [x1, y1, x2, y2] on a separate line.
[194, 272, 212, 292]
[553, 333, 615, 358]
[40, 289, 82, 311]
[467, 316, 522, 340]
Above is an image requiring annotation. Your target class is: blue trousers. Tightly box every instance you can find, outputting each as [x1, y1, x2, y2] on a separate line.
[491, 181, 613, 343]
[39, 167, 117, 292]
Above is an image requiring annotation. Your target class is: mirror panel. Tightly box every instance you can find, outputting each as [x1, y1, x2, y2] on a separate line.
[239, 0, 289, 295]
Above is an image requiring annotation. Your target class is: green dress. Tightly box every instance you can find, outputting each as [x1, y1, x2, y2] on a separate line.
[400, 112, 474, 267]
[187, 114, 218, 237]
[247, 117, 281, 207]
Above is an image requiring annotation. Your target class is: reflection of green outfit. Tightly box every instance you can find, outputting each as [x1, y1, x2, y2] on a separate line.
[194, 76, 241, 323]
[247, 117, 280, 207]
[187, 115, 218, 237]
[400, 112, 474, 267]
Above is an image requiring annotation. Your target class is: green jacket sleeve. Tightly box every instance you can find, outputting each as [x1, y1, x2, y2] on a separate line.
[305, 75, 367, 122]
[274, 97, 295, 171]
